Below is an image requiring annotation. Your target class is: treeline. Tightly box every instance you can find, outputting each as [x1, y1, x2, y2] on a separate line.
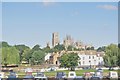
[0, 42, 68, 66]
[0, 42, 50, 66]
[0, 41, 120, 67]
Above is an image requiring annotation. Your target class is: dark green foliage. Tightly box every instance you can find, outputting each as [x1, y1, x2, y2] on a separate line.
[32, 44, 42, 51]
[23, 44, 45, 65]
[60, 53, 79, 70]
[67, 45, 73, 51]
[54, 44, 65, 51]
[2, 41, 11, 47]
[14, 44, 30, 63]
[103, 44, 118, 67]
[97, 46, 106, 52]
[117, 44, 120, 67]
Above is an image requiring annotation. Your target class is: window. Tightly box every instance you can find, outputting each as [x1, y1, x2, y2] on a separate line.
[70, 73, 74, 76]
[89, 56, 91, 59]
[83, 61, 85, 64]
[83, 57, 85, 60]
[99, 57, 100, 60]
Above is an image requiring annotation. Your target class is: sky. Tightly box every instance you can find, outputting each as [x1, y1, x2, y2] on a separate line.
[1, 2, 118, 48]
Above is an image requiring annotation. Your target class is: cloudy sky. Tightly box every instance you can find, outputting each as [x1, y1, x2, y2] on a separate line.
[2, 2, 118, 48]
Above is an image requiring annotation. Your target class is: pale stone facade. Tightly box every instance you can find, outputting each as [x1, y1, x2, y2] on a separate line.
[52, 32, 59, 47]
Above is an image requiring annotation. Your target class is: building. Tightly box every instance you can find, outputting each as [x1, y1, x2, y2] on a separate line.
[45, 50, 104, 67]
[45, 53, 51, 63]
[63, 35, 74, 48]
[49, 52, 61, 66]
[74, 41, 85, 49]
[78, 51, 104, 67]
[52, 32, 59, 47]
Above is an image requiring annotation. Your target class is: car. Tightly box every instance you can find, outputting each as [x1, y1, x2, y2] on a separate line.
[82, 67, 90, 70]
[74, 76, 84, 80]
[47, 67, 57, 72]
[96, 68, 103, 73]
[68, 72, 76, 78]
[23, 75, 34, 80]
[55, 72, 66, 80]
[95, 71, 103, 79]
[108, 71, 118, 79]
[108, 67, 114, 70]
[25, 68, 33, 73]
[83, 72, 92, 79]
[34, 72, 48, 80]
[90, 76, 101, 80]
[7, 72, 18, 79]
[0, 72, 5, 79]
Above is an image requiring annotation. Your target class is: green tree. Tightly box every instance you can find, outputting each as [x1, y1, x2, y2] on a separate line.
[103, 44, 118, 68]
[86, 47, 94, 50]
[14, 45, 30, 63]
[23, 49, 32, 64]
[60, 53, 79, 71]
[67, 45, 73, 51]
[23, 44, 45, 65]
[43, 46, 51, 53]
[32, 44, 41, 51]
[54, 44, 65, 51]
[2, 47, 20, 66]
[2, 41, 11, 47]
[97, 46, 106, 52]
[91, 47, 94, 50]
[117, 44, 120, 67]
[30, 50, 45, 65]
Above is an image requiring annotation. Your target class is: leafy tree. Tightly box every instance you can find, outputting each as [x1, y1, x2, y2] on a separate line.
[2, 41, 11, 47]
[60, 53, 79, 71]
[97, 46, 106, 52]
[43, 46, 51, 53]
[23, 44, 45, 65]
[118, 44, 120, 48]
[86, 47, 91, 50]
[91, 47, 94, 50]
[30, 50, 45, 65]
[14, 45, 30, 51]
[14, 45, 30, 63]
[67, 45, 73, 51]
[54, 44, 65, 51]
[73, 47, 82, 51]
[86, 47, 94, 50]
[117, 44, 120, 67]
[2, 47, 20, 66]
[23, 49, 32, 63]
[103, 44, 118, 68]
[32, 44, 41, 51]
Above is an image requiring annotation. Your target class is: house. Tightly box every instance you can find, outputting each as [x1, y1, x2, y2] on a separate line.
[78, 51, 104, 67]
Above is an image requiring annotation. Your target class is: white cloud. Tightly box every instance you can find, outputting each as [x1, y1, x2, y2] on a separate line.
[97, 5, 118, 10]
[42, 0, 55, 6]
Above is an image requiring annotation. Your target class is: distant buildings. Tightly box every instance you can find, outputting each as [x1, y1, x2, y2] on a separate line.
[74, 41, 85, 49]
[52, 32, 93, 50]
[63, 35, 74, 48]
[48, 32, 104, 67]
[44, 50, 104, 67]
[52, 32, 59, 47]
